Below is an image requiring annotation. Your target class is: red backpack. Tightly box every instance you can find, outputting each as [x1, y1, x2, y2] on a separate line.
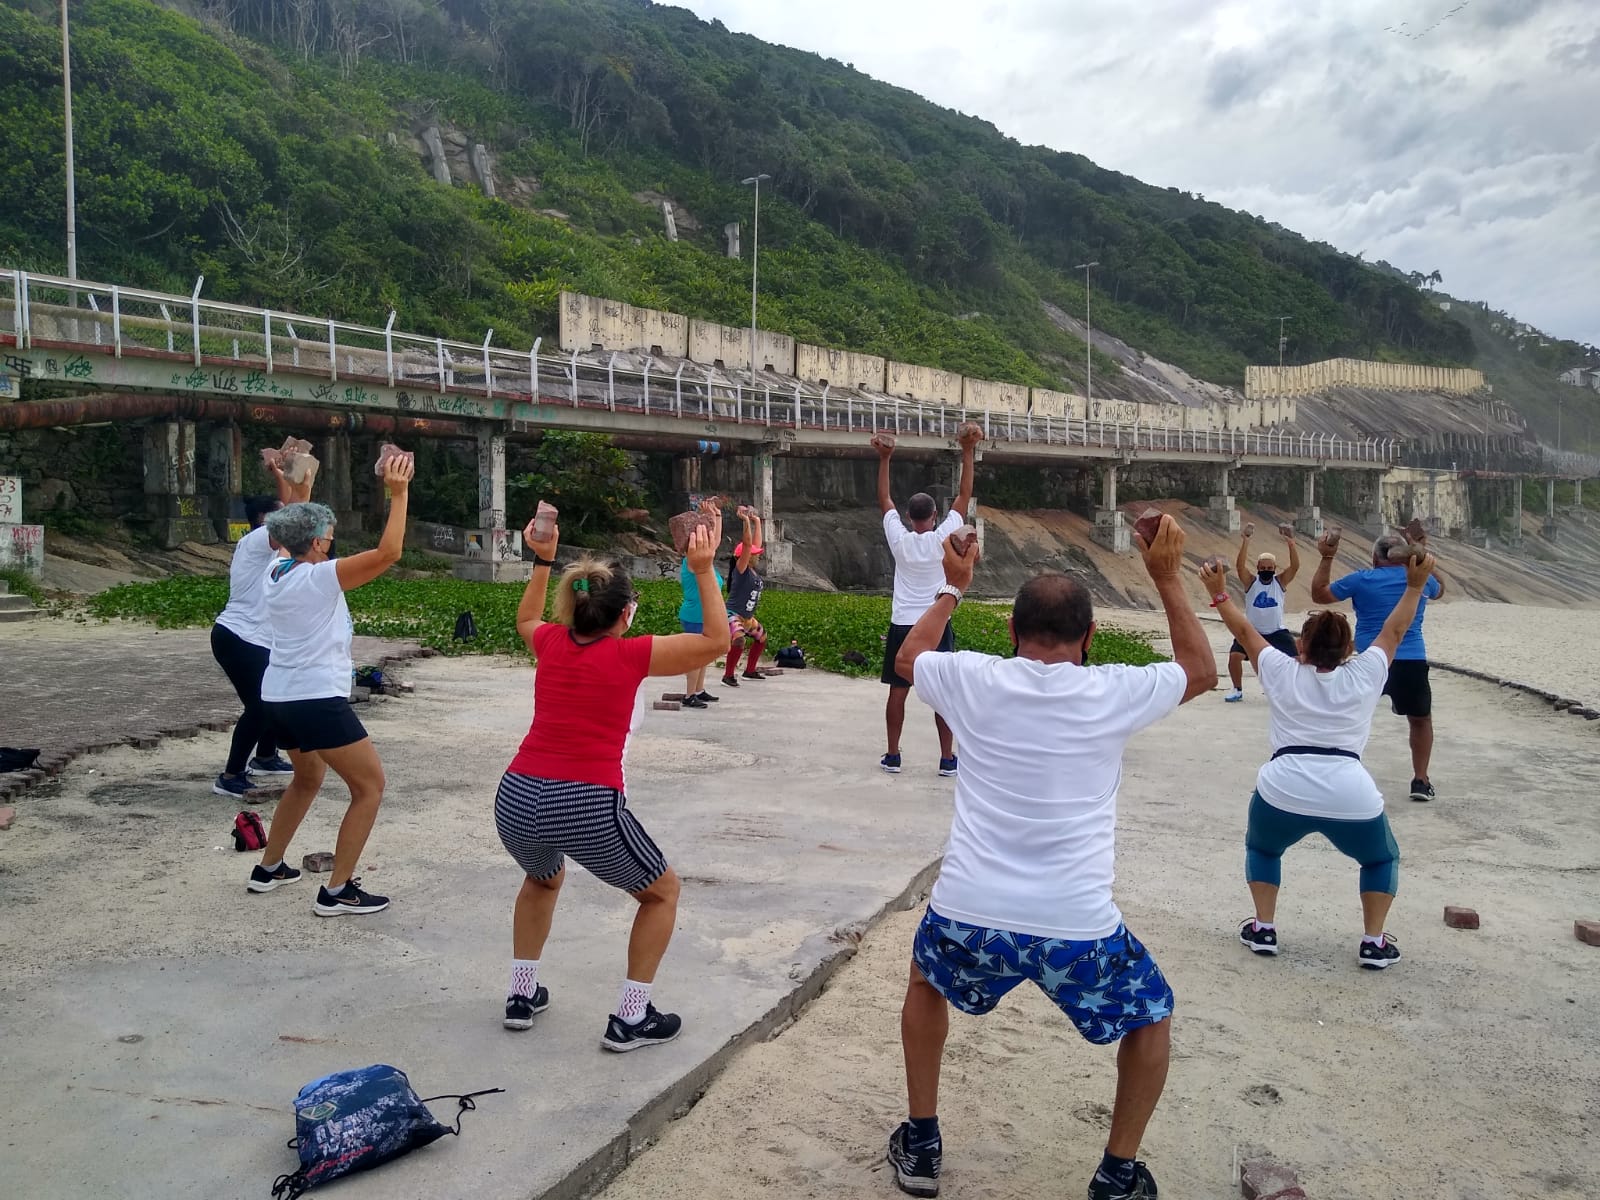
[232, 810, 267, 852]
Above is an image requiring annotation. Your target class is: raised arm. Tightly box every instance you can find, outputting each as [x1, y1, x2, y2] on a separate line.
[649, 522, 732, 676]
[1235, 522, 1254, 584]
[1138, 515, 1217, 703]
[1201, 558, 1270, 670]
[268, 460, 310, 506]
[1310, 529, 1339, 604]
[1278, 527, 1302, 587]
[1371, 550, 1436, 663]
[334, 457, 412, 591]
[875, 438, 895, 515]
[953, 423, 982, 518]
[516, 509, 560, 654]
[896, 532, 973, 682]
[736, 513, 757, 572]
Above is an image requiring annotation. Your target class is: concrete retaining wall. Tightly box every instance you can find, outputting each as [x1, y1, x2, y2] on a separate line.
[1380, 466, 1473, 535]
[962, 378, 1029, 414]
[1029, 388, 1083, 420]
[559, 292, 689, 358]
[886, 361, 964, 406]
[796, 345, 887, 391]
[1247, 359, 1485, 399]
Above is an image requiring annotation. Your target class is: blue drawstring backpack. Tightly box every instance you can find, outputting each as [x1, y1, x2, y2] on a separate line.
[270, 1065, 501, 1198]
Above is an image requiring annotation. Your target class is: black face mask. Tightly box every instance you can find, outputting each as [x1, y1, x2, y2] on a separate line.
[1257, 570, 1276, 585]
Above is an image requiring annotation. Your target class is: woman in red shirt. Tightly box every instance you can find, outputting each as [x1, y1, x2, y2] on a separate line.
[496, 510, 730, 1051]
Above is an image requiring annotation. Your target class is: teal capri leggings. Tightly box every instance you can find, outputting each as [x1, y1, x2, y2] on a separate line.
[1244, 792, 1400, 895]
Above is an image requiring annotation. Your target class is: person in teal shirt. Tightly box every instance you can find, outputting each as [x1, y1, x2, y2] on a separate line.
[677, 542, 724, 709]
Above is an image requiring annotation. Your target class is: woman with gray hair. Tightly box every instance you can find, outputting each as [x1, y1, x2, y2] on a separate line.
[247, 456, 415, 916]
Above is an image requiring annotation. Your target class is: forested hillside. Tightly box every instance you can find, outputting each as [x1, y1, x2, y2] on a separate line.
[0, 0, 1592, 443]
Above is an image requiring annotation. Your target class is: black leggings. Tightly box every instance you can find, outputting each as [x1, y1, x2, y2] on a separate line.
[210, 623, 276, 775]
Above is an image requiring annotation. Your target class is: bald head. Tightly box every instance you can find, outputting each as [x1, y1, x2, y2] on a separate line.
[1012, 572, 1094, 647]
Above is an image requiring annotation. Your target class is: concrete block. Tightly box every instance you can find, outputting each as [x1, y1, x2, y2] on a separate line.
[301, 852, 336, 873]
[1576, 920, 1600, 946]
[1240, 1159, 1302, 1200]
[1090, 509, 1131, 553]
[660, 692, 687, 702]
[652, 701, 681, 712]
[1294, 506, 1324, 539]
[0, 806, 15, 831]
[0, 523, 45, 577]
[452, 559, 534, 583]
[1444, 906, 1480, 929]
[1209, 496, 1242, 533]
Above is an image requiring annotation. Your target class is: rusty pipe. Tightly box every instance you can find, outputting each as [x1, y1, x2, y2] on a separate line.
[0, 392, 479, 438]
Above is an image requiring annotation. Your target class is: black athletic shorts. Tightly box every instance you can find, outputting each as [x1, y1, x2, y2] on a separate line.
[266, 697, 369, 754]
[1230, 629, 1299, 658]
[882, 621, 955, 688]
[1383, 659, 1432, 718]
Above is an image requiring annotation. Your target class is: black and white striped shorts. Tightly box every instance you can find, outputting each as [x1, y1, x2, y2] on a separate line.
[494, 772, 669, 894]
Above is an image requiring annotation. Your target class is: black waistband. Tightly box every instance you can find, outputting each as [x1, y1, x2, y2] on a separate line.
[1271, 745, 1360, 761]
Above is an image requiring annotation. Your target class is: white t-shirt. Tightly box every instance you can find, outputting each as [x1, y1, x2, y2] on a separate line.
[260, 559, 354, 702]
[884, 509, 965, 625]
[1243, 575, 1289, 635]
[1254, 645, 1389, 819]
[913, 652, 1188, 940]
[215, 526, 277, 648]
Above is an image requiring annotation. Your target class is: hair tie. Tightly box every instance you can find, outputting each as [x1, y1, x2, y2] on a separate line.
[574, 578, 589, 593]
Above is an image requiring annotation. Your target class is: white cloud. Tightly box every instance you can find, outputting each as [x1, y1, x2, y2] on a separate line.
[674, 0, 1600, 346]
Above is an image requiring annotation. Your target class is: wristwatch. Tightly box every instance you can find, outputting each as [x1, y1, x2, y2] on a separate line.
[935, 584, 963, 607]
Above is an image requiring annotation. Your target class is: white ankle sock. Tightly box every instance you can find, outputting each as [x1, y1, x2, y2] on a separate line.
[1362, 933, 1386, 946]
[617, 979, 652, 1025]
[1253, 920, 1275, 932]
[261, 861, 282, 872]
[509, 959, 540, 998]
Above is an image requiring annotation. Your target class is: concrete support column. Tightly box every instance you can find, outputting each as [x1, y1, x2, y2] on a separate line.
[1543, 476, 1559, 540]
[142, 420, 214, 548]
[1295, 468, 1324, 538]
[755, 451, 775, 526]
[1207, 463, 1240, 533]
[1091, 464, 1129, 552]
[201, 421, 241, 541]
[1575, 478, 1583, 506]
[316, 429, 360, 535]
[754, 449, 794, 576]
[457, 425, 527, 581]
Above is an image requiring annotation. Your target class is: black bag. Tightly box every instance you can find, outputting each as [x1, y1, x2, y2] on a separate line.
[233, 810, 267, 852]
[452, 611, 477, 642]
[775, 642, 806, 669]
[0, 747, 41, 772]
[271, 1064, 501, 1198]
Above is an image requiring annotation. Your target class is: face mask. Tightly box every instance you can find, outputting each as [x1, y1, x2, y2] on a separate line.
[1258, 570, 1276, 585]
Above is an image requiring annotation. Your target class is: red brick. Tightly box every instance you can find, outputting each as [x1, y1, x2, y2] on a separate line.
[1241, 1160, 1301, 1200]
[1576, 920, 1600, 947]
[652, 700, 681, 711]
[1444, 906, 1480, 929]
[0, 806, 15, 831]
[660, 692, 686, 702]
[1257, 1190, 1307, 1200]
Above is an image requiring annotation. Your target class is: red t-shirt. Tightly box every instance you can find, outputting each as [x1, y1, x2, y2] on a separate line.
[508, 624, 655, 791]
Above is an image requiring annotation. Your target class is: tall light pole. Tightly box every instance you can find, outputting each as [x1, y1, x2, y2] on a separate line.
[62, 0, 77, 281]
[1278, 315, 1291, 368]
[1074, 260, 1098, 401]
[741, 173, 771, 388]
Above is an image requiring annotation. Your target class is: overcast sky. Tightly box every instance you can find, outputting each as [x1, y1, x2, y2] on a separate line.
[676, 0, 1600, 349]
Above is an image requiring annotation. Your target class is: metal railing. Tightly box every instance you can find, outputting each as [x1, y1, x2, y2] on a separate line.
[1, 269, 1399, 464]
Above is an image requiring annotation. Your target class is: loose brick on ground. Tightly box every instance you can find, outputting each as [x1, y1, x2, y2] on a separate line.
[653, 700, 681, 711]
[301, 852, 336, 873]
[1444, 906, 1480, 929]
[1577, 920, 1600, 947]
[0, 806, 15, 831]
[1241, 1159, 1303, 1200]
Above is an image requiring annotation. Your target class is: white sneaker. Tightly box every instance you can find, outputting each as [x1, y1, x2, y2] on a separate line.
[1224, 690, 1244, 703]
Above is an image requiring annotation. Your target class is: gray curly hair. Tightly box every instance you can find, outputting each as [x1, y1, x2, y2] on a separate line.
[1371, 533, 1406, 565]
[266, 502, 336, 557]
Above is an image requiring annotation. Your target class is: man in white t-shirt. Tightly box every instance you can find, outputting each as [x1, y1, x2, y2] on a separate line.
[875, 424, 981, 776]
[1224, 522, 1300, 702]
[883, 515, 1215, 1200]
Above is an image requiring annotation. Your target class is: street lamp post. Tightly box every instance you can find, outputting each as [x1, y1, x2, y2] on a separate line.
[741, 173, 771, 389]
[62, 0, 77, 281]
[1074, 260, 1098, 402]
[1278, 315, 1291, 368]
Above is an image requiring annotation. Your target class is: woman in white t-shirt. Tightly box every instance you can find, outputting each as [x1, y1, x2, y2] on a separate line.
[247, 456, 414, 918]
[1201, 547, 1436, 970]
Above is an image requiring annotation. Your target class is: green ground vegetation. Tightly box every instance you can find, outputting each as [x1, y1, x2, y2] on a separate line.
[85, 575, 1160, 675]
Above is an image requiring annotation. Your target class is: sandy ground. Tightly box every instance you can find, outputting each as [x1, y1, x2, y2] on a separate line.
[598, 607, 1600, 1200]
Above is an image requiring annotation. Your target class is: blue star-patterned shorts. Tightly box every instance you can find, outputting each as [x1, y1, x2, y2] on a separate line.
[911, 908, 1174, 1044]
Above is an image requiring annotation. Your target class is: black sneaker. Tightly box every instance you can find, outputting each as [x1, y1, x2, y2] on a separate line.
[600, 1003, 682, 1052]
[504, 986, 551, 1030]
[681, 695, 708, 709]
[741, 671, 765, 680]
[886, 1123, 941, 1197]
[1238, 918, 1279, 956]
[1409, 778, 1436, 802]
[1359, 933, 1402, 969]
[1087, 1160, 1158, 1200]
[721, 674, 740, 688]
[697, 690, 720, 703]
[313, 878, 390, 917]
[247, 862, 302, 893]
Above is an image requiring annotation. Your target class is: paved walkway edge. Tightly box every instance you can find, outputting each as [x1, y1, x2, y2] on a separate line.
[539, 855, 945, 1200]
[1432, 659, 1599, 725]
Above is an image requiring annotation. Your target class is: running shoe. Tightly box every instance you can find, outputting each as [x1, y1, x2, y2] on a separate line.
[938, 757, 958, 778]
[681, 695, 708, 709]
[1238, 918, 1279, 956]
[212, 773, 254, 798]
[504, 986, 551, 1030]
[721, 674, 740, 688]
[880, 753, 902, 774]
[600, 1004, 682, 1052]
[696, 691, 720, 703]
[1409, 778, 1436, 802]
[1087, 1159, 1158, 1200]
[741, 671, 765, 680]
[248, 755, 295, 775]
[247, 862, 302, 893]
[1223, 690, 1244, 703]
[313, 878, 390, 917]
[1359, 934, 1402, 969]
[886, 1123, 941, 1197]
